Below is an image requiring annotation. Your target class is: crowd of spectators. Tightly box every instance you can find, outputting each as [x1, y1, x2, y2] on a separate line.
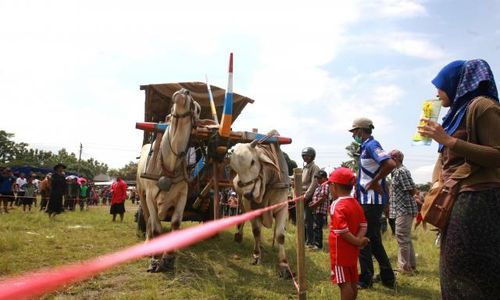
[0, 166, 138, 216]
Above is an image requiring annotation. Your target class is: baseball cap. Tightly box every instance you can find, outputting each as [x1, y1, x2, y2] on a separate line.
[328, 167, 355, 185]
[349, 117, 374, 132]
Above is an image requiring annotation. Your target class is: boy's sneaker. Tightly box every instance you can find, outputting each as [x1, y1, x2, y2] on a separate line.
[310, 245, 322, 251]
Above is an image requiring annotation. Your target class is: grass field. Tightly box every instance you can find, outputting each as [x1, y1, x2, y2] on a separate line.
[0, 202, 441, 299]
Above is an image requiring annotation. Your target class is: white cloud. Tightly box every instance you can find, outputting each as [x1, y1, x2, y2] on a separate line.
[345, 31, 445, 60]
[361, 0, 427, 18]
[388, 35, 445, 60]
[411, 163, 434, 184]
[373, 85, 404, 106]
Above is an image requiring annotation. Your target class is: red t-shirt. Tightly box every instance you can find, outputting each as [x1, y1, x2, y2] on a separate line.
[110, 179, 128, 204]
[328, 196, 367, 266]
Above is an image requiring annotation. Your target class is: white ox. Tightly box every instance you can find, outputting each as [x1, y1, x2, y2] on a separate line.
[230, 133, 292, 278]
[136, 88, 200, 272]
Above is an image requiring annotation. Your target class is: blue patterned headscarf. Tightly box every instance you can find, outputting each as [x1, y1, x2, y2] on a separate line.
[432, 59, 499, 152]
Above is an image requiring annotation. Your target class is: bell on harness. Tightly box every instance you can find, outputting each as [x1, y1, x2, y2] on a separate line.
[157, 176, 173, 191]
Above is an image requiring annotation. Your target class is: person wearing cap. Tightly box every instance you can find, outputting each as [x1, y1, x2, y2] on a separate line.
[389, 149, 418, 275]
[301, 147, 321, 247]
[349, 117, 396, 289]
[308, 170, 330, 250]
[327, 167, 368, 300]
[47, 163, 67, 218]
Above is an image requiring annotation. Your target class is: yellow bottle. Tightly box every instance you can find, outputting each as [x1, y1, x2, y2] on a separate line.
[412, 99, 442, 146]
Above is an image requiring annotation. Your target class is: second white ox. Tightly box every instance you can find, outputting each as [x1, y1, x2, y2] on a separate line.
[230, 131, 292, 278]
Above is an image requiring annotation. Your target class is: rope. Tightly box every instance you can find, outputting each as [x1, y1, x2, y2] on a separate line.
[0, 195, 305, 300]
[0, 195, 38, 199]
[287, 264, 300, 292]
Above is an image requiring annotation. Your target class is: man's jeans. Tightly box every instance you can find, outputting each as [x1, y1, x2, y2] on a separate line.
[312, 213, 325, 248]
[359, 204, 395, 286]
[305, 205, 314, 245]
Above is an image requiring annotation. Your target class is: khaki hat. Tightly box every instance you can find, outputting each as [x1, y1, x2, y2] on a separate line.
[349, 117, 374, 132]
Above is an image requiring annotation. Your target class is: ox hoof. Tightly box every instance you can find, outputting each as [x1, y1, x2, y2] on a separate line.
[251, 256, 261, 265]
[234, 233, 243, 243]
[157, 255, 176, 272]
[279, 266, 294, 279]
[147, 258, 160, 273]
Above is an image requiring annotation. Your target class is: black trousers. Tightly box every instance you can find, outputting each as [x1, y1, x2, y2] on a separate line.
[359, 204, 395, 286]
[312, 213, 325, 248]
[304, 205, 314, 245]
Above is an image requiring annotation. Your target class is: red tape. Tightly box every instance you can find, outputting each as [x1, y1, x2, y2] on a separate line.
[0, 196, 303, 300]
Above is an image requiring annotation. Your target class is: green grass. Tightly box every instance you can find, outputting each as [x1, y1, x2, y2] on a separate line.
[0, 203, 441, 299]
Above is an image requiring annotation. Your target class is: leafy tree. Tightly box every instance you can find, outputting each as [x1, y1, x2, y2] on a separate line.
[109, 161, 138, 181]
[283, 152, 298, 176]
[416, 182, 432, 192]
[341, 142, 360, 172]
[0, 130, 29, 164]
[0, 131, 108, 178]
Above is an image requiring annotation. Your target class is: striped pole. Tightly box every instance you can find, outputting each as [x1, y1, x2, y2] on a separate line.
[205, 74, 219, 124]
[135, 123, 292, 145]
[135, 122, 169, 132]
[219, 53, 233, 137]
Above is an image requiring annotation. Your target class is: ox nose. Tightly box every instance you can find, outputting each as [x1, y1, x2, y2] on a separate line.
[244, 192, 254, 201]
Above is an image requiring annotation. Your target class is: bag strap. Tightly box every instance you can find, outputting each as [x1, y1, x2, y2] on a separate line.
[444, 97, 484, 186]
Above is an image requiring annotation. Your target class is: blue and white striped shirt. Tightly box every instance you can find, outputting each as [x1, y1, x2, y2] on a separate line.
[356, 136, 390, 205]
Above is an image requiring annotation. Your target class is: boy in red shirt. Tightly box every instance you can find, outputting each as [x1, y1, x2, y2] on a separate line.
[328, 167, 369, 300]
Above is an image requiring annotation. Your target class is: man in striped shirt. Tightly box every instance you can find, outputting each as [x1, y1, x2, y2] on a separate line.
[349, 117, 397, 289]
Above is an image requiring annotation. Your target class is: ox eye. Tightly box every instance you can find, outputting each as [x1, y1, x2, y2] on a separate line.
[251, 159, 255, 166]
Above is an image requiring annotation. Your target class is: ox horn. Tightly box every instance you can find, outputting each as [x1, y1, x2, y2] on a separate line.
[250, 139, 259, 148]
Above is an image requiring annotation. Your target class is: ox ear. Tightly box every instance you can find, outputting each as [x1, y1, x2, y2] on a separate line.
[250, 139, 259, 148]
[257, 149, 274, 166]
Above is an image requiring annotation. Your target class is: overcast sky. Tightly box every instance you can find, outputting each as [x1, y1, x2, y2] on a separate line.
[1, 0, 499, 183]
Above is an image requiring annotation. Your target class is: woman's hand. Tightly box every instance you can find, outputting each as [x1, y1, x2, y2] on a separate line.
[418, 118, 457, 148]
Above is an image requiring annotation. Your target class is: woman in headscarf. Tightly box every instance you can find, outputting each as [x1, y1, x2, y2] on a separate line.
[419, 59, 500, 299]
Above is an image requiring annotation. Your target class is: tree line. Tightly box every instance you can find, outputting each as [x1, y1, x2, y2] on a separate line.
[0, 130, 109, 179]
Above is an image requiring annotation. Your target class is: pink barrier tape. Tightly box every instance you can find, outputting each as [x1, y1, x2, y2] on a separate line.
[0, 196, 303, 300]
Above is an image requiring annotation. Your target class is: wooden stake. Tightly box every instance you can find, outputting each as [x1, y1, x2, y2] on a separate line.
[293, 168, 307, 300]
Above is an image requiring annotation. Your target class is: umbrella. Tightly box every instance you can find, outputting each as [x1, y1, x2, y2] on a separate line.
[65, 175, 78, 180]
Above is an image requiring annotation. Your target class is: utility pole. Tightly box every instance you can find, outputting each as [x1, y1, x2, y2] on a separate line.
[77, 143, 82, 175]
